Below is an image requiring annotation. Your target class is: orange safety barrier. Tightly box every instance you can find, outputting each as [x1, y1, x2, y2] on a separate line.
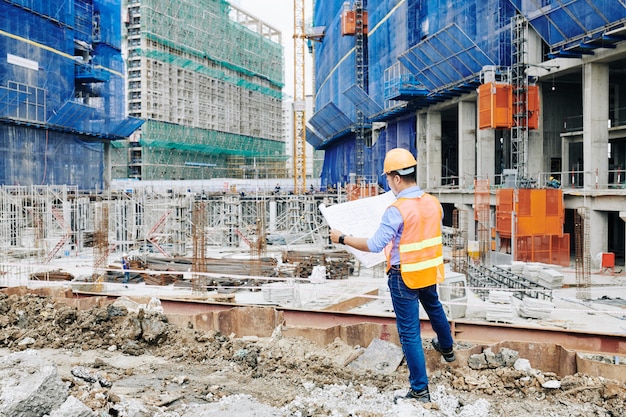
[515, 234, 570, 267]
[496, 188, 568, 266]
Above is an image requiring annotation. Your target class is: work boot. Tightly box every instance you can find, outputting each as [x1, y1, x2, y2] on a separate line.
[432, 337, 456, 362]
[394, 388, 430, 404]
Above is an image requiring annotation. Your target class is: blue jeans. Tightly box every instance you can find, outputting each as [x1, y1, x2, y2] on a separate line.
[388, 269, 454, 392]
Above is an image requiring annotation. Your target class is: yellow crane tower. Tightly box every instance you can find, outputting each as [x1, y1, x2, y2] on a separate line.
[293, 0, 307, 194]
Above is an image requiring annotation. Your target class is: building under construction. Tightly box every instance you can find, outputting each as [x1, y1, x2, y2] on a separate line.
[0, 0, 143, 190]
[116, 0, 287, 181]
[0, 5, 624, 406]
[309, 0, 626, 267]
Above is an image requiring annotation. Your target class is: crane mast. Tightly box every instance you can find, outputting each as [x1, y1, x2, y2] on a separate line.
[293, 0, 307, 194]
[354, 0, 365, 180]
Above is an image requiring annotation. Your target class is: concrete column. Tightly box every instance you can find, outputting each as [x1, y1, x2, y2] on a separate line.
[458, 101, 476, 188]
[582, 63, 609, 189]
[619, 211, 626, 260]
[269, 200, 277, 232]
[589, 209, 608, 258]
[456, 203, 476, 241]
[527, 115, 543, 181]
[477, 127, 496, 184]
[561, 139, 570, 187]
[426, 111, 442, 189]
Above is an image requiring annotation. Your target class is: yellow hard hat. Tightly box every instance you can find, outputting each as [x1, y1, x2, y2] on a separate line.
[382, 148, 417, 175]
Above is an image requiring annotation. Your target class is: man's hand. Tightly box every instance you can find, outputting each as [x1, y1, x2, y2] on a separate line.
[329, 229, 344, 244]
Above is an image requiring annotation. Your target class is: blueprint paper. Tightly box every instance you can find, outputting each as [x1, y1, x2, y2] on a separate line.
[319, 191, 396, 268]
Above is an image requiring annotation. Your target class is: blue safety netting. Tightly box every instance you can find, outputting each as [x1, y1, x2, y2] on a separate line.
[509, 0, 626, 55]
[343, 84, 383, 118]
[0, 0, 141, 189]
[306, 127, 325, 149]
[308, 102, 353, 140]
[398, 24, 495, 92]
[312, 0, 625, 187]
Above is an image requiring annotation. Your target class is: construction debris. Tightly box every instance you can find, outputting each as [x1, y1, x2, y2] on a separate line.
[0, 293, 624, 416]
[30, 271, 74, 282]
[347, 338, 404, 375]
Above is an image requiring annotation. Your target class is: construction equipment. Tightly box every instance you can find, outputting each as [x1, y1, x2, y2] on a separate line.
[341, 0, 368, 181]
[293, 0, 307, 194]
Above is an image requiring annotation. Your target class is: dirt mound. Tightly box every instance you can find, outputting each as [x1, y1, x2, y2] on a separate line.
[0, 292, 624, 416]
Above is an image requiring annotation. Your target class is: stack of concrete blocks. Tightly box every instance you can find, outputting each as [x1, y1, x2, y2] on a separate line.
[518, 297, 555, 319]
[510, 261, 525, 274]
[538, 268, 564, 289]
[522, 263, 543, 284]
[262, 279, 296, 304]
[486, 290, 516, 323]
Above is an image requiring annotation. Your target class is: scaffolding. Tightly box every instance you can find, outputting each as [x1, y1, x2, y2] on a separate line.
[312, 1, 626, 187]
[575, 207, 591, 300]
[191, 201, 208, 292]
[0, 184, 344, 287]
[510, 14, 529, 181]
[451, 209, 468, 274]
[0, 1, 142, 189]
[93, 202, 111, 285]
[121, 0, 286, 181]
[475, 179, 491, 265]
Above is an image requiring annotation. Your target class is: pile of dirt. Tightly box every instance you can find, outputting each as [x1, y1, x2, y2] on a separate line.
[0, 292, 624, 416]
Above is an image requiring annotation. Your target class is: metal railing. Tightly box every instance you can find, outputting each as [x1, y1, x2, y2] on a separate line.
[563, 108, 626, 132]
[432, 169, 626, 191]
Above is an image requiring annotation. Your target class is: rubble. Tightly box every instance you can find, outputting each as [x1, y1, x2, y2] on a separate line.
[0, 293, 624, 416]
[0, 350, 68, 417]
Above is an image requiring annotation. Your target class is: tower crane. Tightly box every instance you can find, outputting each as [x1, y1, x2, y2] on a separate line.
[293, 0, 307, 195]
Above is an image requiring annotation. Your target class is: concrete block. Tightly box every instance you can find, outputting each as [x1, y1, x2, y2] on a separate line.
[282, 325, 340, 346]
[0, 350, 68, 417]
[49, 396, 95, 417]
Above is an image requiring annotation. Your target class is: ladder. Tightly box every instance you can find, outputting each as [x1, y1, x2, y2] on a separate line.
[93, 243, 118, 268]
[147, 210, 171, 258]
[44, 206, 72, 263]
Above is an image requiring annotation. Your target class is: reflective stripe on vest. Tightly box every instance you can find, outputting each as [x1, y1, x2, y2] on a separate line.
[401, 254, 444, 273]
[399, 235, 443, 254]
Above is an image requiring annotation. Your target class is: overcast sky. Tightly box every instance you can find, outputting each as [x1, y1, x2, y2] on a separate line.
[230, 0, 313, 98]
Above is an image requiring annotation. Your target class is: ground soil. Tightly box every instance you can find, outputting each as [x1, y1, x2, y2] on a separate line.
[0, 292, 624, 416]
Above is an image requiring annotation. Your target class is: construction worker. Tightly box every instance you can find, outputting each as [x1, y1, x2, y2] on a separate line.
[122, 254, 130, 284]
[330, 147, 455, 403]
[547, 176, 561, 188]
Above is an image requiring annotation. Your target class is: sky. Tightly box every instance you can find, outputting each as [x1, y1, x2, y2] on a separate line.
[230, 0, 313, 98]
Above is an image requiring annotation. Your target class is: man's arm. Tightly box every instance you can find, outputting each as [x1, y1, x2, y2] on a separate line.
[329, 229, 371, 252]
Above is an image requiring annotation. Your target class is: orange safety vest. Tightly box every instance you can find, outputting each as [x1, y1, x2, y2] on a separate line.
[385, 193, 445, 289]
